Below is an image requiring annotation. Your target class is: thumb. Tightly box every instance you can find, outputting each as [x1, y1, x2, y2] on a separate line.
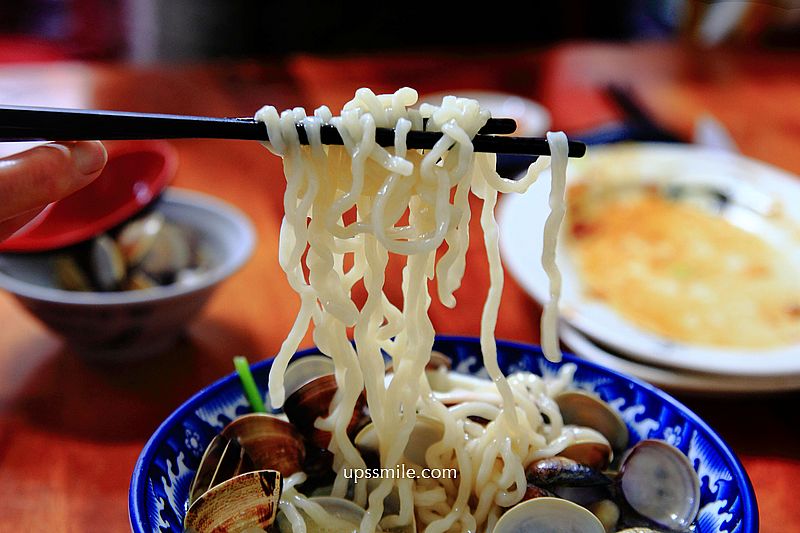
[0, 141, 107, 223]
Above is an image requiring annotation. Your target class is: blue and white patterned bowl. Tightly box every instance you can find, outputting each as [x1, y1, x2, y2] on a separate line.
[129, 336, 758, 532]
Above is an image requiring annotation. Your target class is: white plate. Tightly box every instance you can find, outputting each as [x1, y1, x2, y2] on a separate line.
[498, 143, 800, 377]
[418, 90, 551, 136]
[560, 322, 800, 394]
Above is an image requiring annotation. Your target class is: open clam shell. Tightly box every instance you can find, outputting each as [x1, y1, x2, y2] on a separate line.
[52, 211, 208, 293]
[494, 497, 606, 533]
[117, 212, 166, 266]
[283, 373, 366, 449]
[282, 355, 336, 399]
[189, 433, 254, 506]
[184, 470, 282, 533]
[424, 369, 501, 406]
[91, 234, 127, 291]
[137, 222, 193, 282]
[555, 390, 629, 452]
[617, 439, 700, 531]
[558, 426, 614, 470]
[220, 413, 306, 478]
[189, 414, 304, 508]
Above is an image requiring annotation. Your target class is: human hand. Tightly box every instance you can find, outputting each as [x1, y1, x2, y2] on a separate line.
[0, 141, 107, 241]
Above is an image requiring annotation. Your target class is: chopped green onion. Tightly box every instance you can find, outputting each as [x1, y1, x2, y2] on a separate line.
[233, 356, 267, 413]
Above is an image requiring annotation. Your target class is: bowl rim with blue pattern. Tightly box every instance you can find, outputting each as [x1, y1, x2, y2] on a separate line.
[129, 336, 759, 532]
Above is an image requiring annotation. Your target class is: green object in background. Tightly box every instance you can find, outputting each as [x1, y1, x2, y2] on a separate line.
[233, 355, 267, 413]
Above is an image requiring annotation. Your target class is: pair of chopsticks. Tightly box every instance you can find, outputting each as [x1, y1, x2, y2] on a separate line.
[0, 105, 586, 158]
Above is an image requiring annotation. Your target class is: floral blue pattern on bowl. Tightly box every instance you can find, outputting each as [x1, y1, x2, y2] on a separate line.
[129, 336, 758, 532]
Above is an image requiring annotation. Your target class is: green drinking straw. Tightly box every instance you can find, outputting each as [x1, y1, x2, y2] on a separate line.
[233, 356, 267, 413]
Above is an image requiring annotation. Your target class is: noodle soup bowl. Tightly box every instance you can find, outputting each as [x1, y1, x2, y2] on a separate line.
[130, 337, 758, 532]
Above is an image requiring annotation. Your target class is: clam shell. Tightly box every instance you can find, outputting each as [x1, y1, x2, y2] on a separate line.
[521, 484, 558, 501]
[618, 439, 700, 530]
[221, 413, 306, 477]
[117, 212, 166, 266]
[184, 470, 282, 532]
[123, 270, 158, 291]
[525, 456, 611, 488]
[283, 374, 366, 449]
[189, 433, 254, 505]
[91, 234, 126, 291]
[558, 426, 614, 470]
[385, 350, 452, 374]
[493, 497, 605, 533]
[282, 355, 336, 399]
[53, 255, 92, 292]
[555, 390, 629, 452]
[425, 369, 501, 406]
[589, 499, 620, 533]
[137, 222, 192, 281]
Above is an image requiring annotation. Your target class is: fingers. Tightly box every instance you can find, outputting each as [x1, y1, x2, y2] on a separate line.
[0, 141, 107, 223]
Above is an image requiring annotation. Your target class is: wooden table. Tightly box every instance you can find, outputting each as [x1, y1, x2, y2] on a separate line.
[1, 42, 798, 531]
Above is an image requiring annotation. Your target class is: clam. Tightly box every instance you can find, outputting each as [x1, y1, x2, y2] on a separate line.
[137, 222, 193, 283]
[555, 390, 629, 452]
[588, 499, 620, 533]
[283, 373, 366, 449]
[355, 415, 443, 468]
[493, 497, 605, 533]
[558, 426, 614, 470]
[521, 484, 557, 501]
[275, 496, 382, 533]
[189, 433, 254, 505]
[525, 455, 612, 509]
[526, 456, 611, 488]
[53, 255, 92, 292]
[425, 370, 501, 406]
[117, 212, 166, 266]
[184, 470, 282, 533]
[122, 270, 158, 291]
[282, 355, 336, 399]
[91, 234, 126, 291]
[53, 212, 207, 293]
[617, 439, 700, 531]
[220, 413, 306, 477]
[385, 350, 452, 374]
[427, 350, 452, 371]
[266, 354, 332, 421]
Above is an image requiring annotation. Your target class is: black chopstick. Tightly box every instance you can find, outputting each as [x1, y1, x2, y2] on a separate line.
[605, 85, 684, 143]
[0, 105, 586, 158]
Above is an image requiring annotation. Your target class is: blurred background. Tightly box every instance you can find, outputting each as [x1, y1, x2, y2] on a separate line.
[0, 0, 799, 63]
[1, 2, 800, 532]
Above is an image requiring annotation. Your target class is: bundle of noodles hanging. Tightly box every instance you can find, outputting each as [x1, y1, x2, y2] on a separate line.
[255, 87, 570, 533]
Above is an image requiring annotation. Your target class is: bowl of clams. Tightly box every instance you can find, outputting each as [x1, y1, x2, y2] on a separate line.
[0, 143, 255, 361]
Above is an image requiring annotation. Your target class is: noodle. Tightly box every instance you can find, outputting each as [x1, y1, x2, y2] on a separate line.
[255, 88, 570, 533]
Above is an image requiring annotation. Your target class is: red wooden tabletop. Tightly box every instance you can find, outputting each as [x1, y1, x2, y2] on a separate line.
[0, 42, 798, 532]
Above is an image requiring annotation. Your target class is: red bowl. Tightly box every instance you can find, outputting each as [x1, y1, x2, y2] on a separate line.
[0, 141, 178, 252]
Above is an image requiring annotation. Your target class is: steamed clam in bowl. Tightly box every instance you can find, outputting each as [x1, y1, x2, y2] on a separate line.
[129, 337, 757, 533]
[0, 188, 255, 361]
